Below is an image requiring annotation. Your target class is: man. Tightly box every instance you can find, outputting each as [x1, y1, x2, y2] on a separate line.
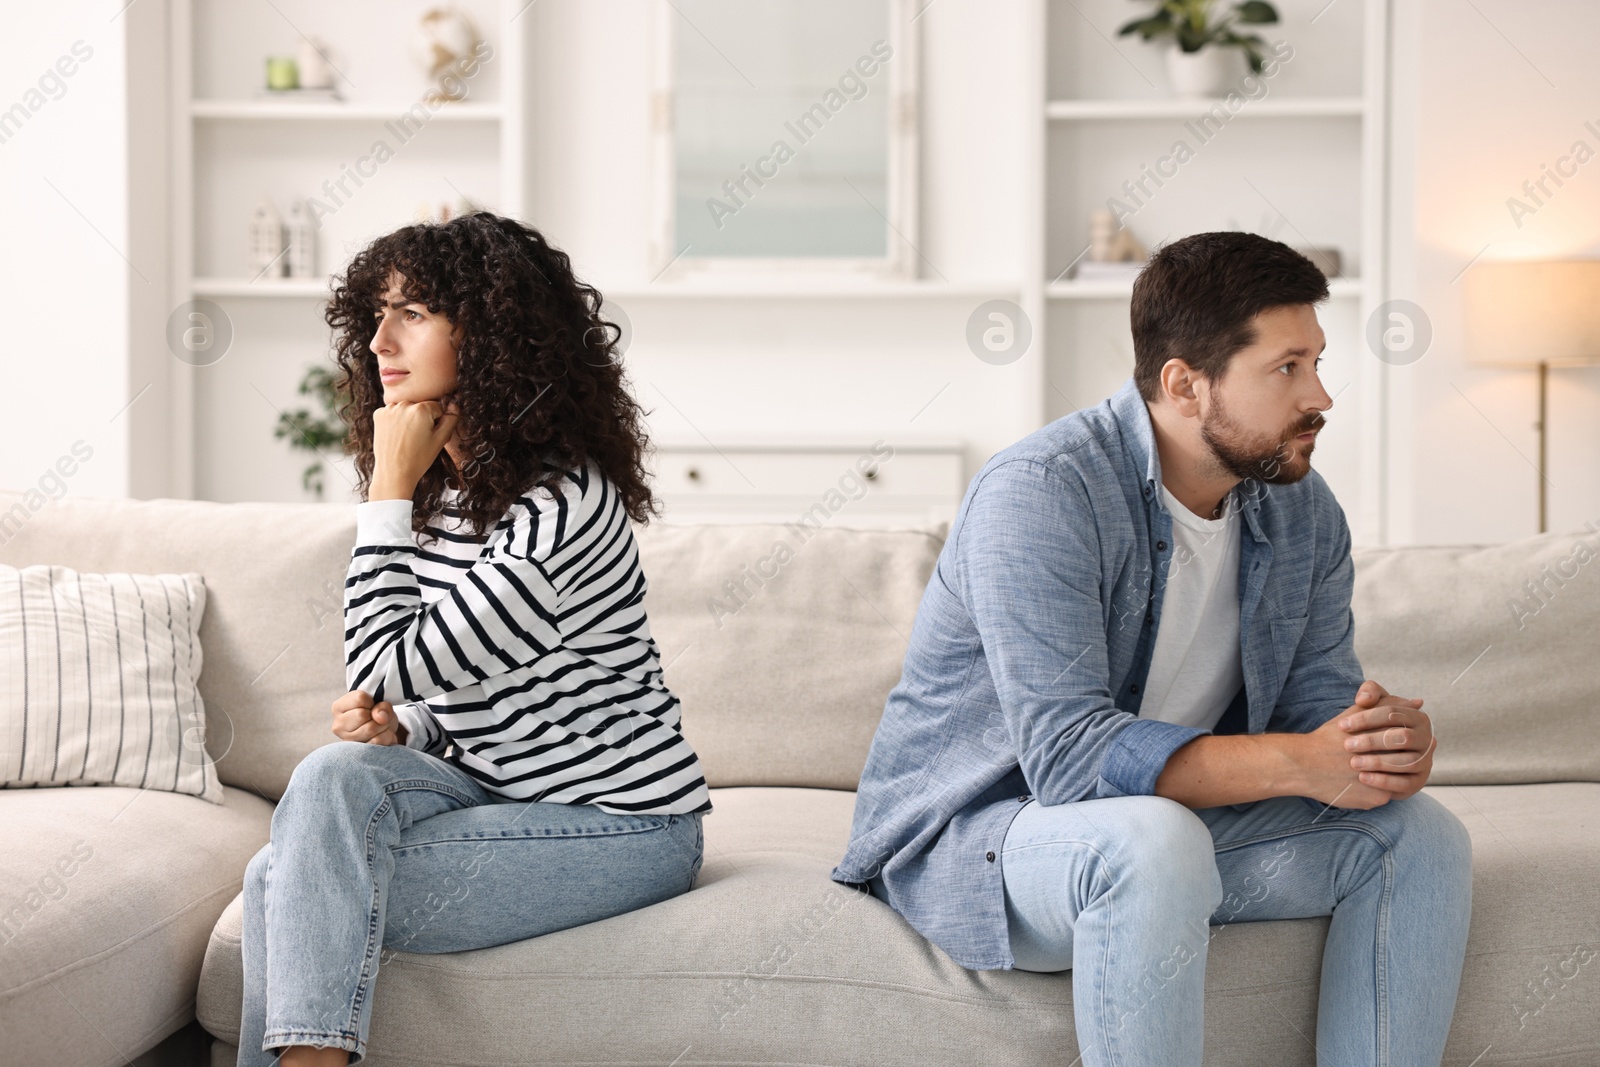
[831, 232, 1473, 1066]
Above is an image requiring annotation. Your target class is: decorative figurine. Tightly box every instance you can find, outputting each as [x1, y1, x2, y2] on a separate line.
[1088, 208, 1149, 262]
[411, 6, 481, 105]
[249, 198, 286, 278]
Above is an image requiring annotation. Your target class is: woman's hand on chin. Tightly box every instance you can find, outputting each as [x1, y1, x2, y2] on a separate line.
[371, 399, 459, 500]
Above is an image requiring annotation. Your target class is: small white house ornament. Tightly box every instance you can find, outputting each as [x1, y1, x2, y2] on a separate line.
[286, 199, 316, 278]
[248, 198, 286, 278]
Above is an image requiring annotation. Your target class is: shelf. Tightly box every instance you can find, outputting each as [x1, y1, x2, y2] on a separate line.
[1045, 97, 1366, 121]
[190, 100, 504, 122]
[653, 435, 964, 452]
[601, 281, 1019, 300]
[1046, 277, 1364, 300]
[186, 277, 1021, 302]
[191, 277, 331, 297]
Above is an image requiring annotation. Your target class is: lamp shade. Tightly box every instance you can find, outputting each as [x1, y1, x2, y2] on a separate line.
[1464, 259, 1600, 367]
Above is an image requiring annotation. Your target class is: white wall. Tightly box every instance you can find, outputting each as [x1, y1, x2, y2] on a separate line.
[0, 2, 144, 506]
[1388, 0, 1600, 543]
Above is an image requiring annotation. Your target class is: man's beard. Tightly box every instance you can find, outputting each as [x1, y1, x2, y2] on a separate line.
[1199, 389, 1324, 486]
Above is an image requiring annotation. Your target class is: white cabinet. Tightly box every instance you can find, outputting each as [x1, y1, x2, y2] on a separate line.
[648, 441, 965, 527]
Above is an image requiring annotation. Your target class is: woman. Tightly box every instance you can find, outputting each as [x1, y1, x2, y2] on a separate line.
[237, 213, 710, 1066]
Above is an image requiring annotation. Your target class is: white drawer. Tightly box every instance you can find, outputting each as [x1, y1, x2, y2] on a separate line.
[647, 446, 963, 500]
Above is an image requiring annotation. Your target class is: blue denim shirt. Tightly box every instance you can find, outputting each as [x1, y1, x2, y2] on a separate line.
[830, 376, 1364, 971]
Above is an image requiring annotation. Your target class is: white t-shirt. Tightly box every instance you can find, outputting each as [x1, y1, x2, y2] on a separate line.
[1137, 483, 1244, 731]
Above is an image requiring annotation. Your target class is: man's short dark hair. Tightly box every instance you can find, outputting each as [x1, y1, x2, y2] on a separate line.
[1130, 231, 1330, 402]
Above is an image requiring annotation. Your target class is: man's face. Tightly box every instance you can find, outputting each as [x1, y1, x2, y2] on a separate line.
[1197, 304, 1332, 486]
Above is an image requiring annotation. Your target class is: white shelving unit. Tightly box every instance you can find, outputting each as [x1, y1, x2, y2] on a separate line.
[1020, 0, 1392, 544]
[168, 0, 524, 503]
[160, 0, 1392, 540]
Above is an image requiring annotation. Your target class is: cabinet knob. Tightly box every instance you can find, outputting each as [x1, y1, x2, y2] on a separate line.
[863, 465, 879, 482]
[685, 466, 701, 482]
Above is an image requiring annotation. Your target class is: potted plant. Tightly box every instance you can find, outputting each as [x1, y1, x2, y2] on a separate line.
[273, 363, 353, 500]
[1118, 0, 1280, 99]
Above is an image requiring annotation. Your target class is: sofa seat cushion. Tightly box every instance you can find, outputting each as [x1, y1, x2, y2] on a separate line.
[1429, 782, 1600, 1065]
[0, 784, 274, 1067]
[196, 783, 1598, 1066]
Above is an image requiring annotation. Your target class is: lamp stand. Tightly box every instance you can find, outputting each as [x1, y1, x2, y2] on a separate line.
[1538, 360, 1548, 535]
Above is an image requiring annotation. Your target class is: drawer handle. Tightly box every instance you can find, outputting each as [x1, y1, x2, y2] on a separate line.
[685, 466, 701, 482]
[863, 465, 879, 481]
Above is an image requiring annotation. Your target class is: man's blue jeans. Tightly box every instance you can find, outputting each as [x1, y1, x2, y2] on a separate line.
[237, 741, 705, 1065]
[997, 791, 1473, 1067]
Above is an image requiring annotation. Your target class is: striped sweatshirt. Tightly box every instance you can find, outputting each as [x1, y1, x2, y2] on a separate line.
[344, 459, 712, 816]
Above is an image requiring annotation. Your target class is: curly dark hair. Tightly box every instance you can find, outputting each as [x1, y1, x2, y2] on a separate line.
[326, 212, 658, 542]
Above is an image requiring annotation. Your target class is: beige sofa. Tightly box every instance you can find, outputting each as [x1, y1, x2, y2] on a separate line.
[1, 489, 1596, 1067]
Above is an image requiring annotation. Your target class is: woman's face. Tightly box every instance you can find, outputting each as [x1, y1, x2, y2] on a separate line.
[370, 271, 461, 404]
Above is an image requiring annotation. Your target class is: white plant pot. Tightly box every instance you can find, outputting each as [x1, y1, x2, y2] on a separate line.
[1164, 46, 1241, 99]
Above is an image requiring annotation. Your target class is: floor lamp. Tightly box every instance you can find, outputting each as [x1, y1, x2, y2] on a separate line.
[1464, 259, 1600, 534]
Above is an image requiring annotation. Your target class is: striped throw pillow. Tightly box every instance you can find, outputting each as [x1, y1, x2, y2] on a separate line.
[0, 564, 220, 804]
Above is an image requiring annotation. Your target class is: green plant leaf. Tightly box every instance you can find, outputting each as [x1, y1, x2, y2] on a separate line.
[1209, 29, 1270, 70]
[273, 361, 352, 496]
[1121, 0, 1274, 50]
[1117, 14, 1175, 39]
[1234, 0, 1279, 24]
[301, 460, 325, 498]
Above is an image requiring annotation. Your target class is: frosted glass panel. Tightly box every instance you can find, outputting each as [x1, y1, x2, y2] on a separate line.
[672, 0, 891, 257]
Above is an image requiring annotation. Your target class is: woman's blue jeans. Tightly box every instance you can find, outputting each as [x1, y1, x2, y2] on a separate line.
[237, 741, 705, 1065]
[997, 791, 1474, 1067]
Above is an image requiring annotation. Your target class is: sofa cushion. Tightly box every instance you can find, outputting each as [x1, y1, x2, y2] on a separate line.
[634, 522, 943, 789]
[1430, 782, 1600, 1063]
[195, 782, 1599, 1066]
[0, 491, 357, 801]
[5, 491, 1593, 803]
[1352, 528, 1600, 784]
[0, 783, 274, 1067]
[2, 563, 221, 804]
